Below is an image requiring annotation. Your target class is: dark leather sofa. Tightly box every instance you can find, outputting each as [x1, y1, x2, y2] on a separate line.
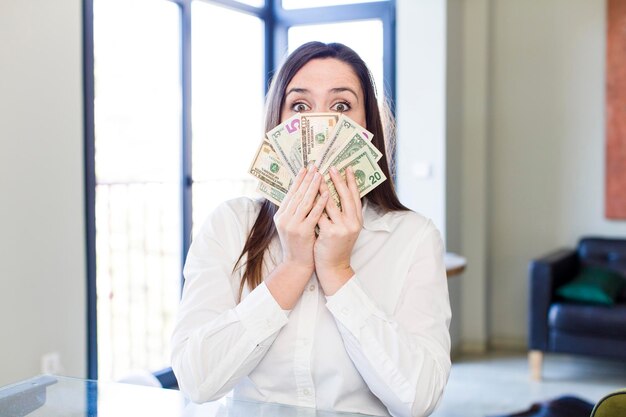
[528, 237, 626, 380]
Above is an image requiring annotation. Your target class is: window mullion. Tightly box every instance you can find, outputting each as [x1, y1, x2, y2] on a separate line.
[276, 2, 389, 26]
[181, 0, 193, 291]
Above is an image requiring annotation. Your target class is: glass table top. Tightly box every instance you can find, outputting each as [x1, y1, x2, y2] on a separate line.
[0, 375, 374, 417]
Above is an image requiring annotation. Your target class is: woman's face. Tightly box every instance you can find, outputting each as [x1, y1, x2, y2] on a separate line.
[280, 58, 366, 127]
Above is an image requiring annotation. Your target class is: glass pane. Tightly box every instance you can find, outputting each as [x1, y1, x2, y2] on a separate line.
[93, 0, 182, 381]
[94, 2, 181, 183]
[192, 2, 263, 235]
[282, 0, 385, 10]
[288, 20, 384, 101]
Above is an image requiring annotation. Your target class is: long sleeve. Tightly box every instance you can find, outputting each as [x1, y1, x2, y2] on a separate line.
[325, 222, 451, 417]
[170, 201, 289, 403]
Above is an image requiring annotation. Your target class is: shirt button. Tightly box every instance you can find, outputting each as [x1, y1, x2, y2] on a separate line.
[303, 389, 311, 396]
[341, 307, 350, 315]
[308, 285, 316, 292]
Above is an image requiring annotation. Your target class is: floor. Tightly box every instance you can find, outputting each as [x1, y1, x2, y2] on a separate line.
[431, 351, 626, 417]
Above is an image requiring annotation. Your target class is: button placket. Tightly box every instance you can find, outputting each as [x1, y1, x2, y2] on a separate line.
[293, 276, 319, 407]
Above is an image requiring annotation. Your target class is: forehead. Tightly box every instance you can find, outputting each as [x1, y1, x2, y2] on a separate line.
[287, 58, 361, 91]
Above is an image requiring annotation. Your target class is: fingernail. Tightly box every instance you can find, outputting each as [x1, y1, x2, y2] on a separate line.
[330, 166, 338, 174]
[308, 164, 316, 172]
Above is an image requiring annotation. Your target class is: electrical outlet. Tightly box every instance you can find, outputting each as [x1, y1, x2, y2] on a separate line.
[41, 352, 64, 374]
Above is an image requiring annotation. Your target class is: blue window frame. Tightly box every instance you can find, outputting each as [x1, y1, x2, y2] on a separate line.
[84, 0, 395, 381]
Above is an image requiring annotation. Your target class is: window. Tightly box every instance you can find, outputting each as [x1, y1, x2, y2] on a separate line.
[85, 0, 394, 381]
[91, 0, 182, 381]
[288, 20, 384, 100]
[191, 2, 265, 234]
[282, 0, 382, 9]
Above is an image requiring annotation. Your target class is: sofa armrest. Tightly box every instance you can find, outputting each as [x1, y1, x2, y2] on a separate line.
[528, 248, 580, 350]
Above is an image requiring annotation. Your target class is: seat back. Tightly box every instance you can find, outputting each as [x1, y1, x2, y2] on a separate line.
[578, 237, 626, 273]
[578, 237, 626, 301]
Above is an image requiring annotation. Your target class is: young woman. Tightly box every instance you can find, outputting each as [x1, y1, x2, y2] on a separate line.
[171, 42, 451, 417]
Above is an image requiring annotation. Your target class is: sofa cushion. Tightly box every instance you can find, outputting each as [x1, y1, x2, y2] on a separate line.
[591, 389, 626, 417]
[549, 302, 626, 339]
[556, 266, 625, 305]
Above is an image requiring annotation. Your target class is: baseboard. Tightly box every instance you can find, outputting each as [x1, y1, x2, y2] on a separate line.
[451, 337, 527, 357]
[489, 336, 527, 351]
[458, 340, 488, 355]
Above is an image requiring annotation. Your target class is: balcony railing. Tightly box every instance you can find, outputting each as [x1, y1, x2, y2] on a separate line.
[94, 178, 256, 381]
[95, 181, 181, 381]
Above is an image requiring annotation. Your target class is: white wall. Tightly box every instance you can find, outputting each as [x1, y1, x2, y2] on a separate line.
[397, 0, 464, 351]
[0, 0, 86, 386]
[460, 0, 626, 349]
[396, 0, 447, 237]
[445, 0, 464, 354]
[487, 0, 626, 347]
[445, 0, 492, 353]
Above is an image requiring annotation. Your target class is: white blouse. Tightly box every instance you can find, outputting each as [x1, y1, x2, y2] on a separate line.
[171, 197, 451, 417]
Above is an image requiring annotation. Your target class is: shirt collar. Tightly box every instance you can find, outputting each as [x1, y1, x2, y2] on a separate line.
[362, 199, 393, 233]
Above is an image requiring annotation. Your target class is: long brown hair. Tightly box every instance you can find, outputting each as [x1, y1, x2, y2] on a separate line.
[236, 42, 408, 296]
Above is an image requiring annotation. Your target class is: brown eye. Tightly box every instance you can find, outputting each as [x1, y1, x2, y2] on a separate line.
[332, 102, 350, 112]
[292, 102, 309, 112]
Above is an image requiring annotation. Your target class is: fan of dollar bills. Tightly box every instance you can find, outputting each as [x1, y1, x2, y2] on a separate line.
[249, 113, 387, 207]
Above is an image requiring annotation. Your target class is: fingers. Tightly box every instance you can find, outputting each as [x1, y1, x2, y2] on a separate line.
[328, 166, 356, 217]
[278, 167, 306, 211]
[277, 163, 362, 232]
[294, 170, 323, 219]
[320, 178, 341, 220]
[305, 190, 329, 227]
[317, 210, 332, 230]
[284, 165, 317, 215]
[345, 167, 363, 222]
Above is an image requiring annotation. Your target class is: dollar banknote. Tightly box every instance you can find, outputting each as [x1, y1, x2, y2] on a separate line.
[323, 150, 387, 208]
[318, 131, 381, 175]
[256, 181, 285, 206]
[266, 113, 303, 177]
[316, 114, 373, 170]
[300, 113, 339, 168]
[250, 112, 386, 207]
[249, 140, 292, 203]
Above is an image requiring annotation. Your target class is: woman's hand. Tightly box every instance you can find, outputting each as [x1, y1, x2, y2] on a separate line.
[314, 166, 363, 295]
[274, 164, 329, 274]
[265, 165, 328, 310]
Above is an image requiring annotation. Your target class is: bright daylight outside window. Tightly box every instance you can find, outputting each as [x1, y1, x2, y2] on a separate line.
[93, 0, 265, 381]
[288, 20, 384, 101]
[191, 2, 264, 236]
[92, 0, 387, 382]
[93, 0, 182, 381]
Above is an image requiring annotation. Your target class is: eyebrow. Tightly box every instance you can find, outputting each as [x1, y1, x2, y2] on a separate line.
[330, 87, 359, 101]
[285, 88, 309, 97]
[285, 87, 360, 103]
